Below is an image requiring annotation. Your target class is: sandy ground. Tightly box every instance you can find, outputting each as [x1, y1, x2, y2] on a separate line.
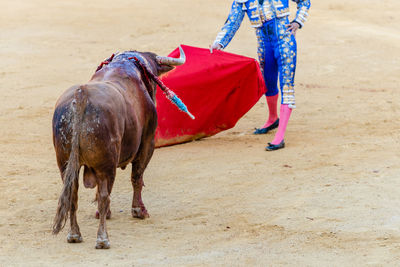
[1, 0, 400, 265]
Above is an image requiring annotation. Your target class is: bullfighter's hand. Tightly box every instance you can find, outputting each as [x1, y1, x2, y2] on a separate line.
[209, 43, 223, 54]
[286, 22, 300, 37]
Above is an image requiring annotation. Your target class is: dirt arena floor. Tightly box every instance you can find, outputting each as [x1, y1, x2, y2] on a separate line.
[1, 0, 400, 265]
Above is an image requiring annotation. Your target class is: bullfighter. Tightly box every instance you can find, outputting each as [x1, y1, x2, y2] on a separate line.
[210, 0, 311, 151]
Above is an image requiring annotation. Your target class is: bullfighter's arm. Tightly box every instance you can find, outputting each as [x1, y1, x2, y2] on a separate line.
[213, 1, 246, 49]
[291, 0, 311, 28]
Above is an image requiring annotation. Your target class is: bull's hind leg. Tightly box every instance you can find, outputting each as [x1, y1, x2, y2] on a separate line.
[95, 170, 114, 249]
[56, 162, 83, 243]
[131, 140, 155, 219]
[95, 179, 113, 220]
[88, 167, 112, 220]
[95, 198, 112, 219]
[67, 178, 82, 243]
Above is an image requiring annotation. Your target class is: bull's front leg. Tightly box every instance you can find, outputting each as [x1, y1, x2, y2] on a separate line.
[130, 138, 155, 219]
[131, 174, 149, 219]
[95, 178, 111, 249]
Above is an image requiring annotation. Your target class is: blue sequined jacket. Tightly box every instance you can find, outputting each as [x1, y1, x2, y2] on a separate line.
[214, 0, 311, 48]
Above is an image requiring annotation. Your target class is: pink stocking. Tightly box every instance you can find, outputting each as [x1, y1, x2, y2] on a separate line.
[270, 104, 292, 145]
[261, 94, 279, 128]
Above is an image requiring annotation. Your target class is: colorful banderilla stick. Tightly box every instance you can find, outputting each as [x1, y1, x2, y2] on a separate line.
[130, 56, 195, 120]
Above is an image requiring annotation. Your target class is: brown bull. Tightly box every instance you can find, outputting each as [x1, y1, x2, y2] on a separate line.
[52, 47, 185, 249]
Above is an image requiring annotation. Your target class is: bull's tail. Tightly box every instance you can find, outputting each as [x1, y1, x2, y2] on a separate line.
[53, 86, 87, 235]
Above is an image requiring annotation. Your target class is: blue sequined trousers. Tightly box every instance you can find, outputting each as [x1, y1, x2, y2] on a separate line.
[256, 17, 297, 107]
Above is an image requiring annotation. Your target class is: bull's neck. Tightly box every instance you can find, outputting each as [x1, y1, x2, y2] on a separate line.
[91, 64, 156, 101]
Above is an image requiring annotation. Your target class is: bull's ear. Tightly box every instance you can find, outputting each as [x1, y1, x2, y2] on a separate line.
[157, 65, 174, 76]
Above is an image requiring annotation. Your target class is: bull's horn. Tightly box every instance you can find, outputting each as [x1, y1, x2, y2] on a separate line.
[156, 46, 186, 66]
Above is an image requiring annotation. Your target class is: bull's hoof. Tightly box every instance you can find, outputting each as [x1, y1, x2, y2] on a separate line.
[95, 210, 111, 219]
[67, 233, 83, 243]
[95, 238, 110, 249]
[132, 207, 149, 219]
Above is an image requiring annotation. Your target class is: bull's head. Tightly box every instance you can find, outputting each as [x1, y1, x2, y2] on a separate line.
[154, 46, 186, 75]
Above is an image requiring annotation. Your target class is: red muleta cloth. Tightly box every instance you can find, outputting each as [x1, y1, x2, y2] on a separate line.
[155, 45, 266, 147]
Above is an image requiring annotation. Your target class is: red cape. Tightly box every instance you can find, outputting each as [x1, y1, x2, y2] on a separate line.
[155, 45, 266, 147]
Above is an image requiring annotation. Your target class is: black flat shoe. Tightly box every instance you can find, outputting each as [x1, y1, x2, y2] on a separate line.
[265, 140, 285, 151]
[253, 119, 279, 135]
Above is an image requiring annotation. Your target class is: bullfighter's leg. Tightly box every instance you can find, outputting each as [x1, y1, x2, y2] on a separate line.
[95, 172, 113, 249]
[67, 178, 82, 243]
[131, 139, 155, 219]
[267, 17, 297, 148]
[254, 24, 280, 134]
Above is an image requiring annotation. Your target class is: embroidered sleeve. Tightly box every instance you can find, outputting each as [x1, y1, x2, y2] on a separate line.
[213, 1, 246, 49]
[292, 0, 311, 28]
